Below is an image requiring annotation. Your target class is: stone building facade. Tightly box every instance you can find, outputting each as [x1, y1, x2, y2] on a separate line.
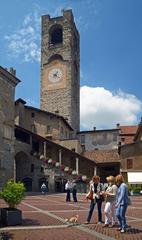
[0, 66, 20, 189]
[15, 125, 96, 192]
[40, 9, 80, 134]
[15, 99, 73, 141]
[120, 121, 142, 186]
[83, 149, 120, 183]
[77, 128, 119, 151]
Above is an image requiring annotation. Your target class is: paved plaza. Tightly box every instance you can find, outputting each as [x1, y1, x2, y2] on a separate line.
[0, 193, 142, 240]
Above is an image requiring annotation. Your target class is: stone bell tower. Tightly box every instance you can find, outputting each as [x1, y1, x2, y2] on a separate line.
[40, 9, 80, 133]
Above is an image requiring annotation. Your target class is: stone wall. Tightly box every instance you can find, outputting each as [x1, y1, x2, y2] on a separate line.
[15, 102, 73, 141]
[78, 129, 119, 151]
[40, 10, 80, 133]
[14, 126, 97, 192]
[58, 139, 82, 154]
[120, 141, 142, 171]
[0, 67, 20, 189]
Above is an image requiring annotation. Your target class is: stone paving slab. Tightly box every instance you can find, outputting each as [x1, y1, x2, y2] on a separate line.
[0, 194, 142, 240]
[0, 228, 102, 240]
[86, 224, 142, 240]
[22, 212, 63, 226]
[29, 203, 82, 211]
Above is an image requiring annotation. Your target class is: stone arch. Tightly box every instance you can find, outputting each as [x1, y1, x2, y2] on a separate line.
[49, 24, 63, 44]
[23, 177, 32, 192]
[55, 177, 67, 193]
[48, 54, 63, 63]
[15, 151, 32, 191]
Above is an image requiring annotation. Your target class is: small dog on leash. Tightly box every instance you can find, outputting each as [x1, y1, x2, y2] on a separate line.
[65, 214, 79, 225]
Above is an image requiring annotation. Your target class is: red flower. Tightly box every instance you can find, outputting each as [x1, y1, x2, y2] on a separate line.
[68, 169, 72, 175]
[77, 174, 82, 181]
[45, 159, 48, 164]
[60, 165, 65, 171]
[52, 160, 57, 166]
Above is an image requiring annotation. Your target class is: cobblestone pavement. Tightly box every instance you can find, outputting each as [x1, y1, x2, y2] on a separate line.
[0, 194, 142, 240]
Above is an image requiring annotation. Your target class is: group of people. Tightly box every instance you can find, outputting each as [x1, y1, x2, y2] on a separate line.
[85, 174, 129, 233]
[65, 180, 77, 202]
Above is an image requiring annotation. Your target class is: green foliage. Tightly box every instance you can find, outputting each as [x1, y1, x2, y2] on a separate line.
[127, 183, 141, 194]
[0, 179, 26, 208]
[132, 186, 141, 194]
[127, 184, 132, 191]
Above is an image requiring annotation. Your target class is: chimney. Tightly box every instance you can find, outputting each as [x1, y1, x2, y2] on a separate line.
[116, 123, 120, 128]
[9, 67, 16, 76]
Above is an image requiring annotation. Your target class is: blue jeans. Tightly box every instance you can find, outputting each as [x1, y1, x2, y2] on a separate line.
[116, 205, 128, 229]
[87, 199, 102, 222]
[66, 189, 71, 201]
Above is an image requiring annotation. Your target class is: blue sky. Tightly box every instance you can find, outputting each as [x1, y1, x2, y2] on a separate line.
[0, 0, 142, 130]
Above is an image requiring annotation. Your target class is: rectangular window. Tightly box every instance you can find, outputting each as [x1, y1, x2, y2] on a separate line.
[31, 112, 35, 118]
[127, 159, 133, 169]
[31, 124, 36, 133]
[71, 148, 75, 152]
[61, 126, 63, 134]
[81, 135, 85, 144]
[47, 125, 51, 133]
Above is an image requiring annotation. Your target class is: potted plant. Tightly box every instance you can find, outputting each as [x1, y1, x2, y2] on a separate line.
[0, 179, 25, 226]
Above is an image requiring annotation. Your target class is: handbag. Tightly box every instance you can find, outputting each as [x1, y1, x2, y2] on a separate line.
[86, 188, 93, 200]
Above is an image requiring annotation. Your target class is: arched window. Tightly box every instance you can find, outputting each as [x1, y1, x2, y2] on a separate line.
[48, 54, 63, 63]
[49, 25, 63, 45]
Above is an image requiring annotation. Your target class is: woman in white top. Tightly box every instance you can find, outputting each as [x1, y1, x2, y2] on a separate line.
[65, 180, 71, 202]
[85, 175, 104, 224]
[103, 176, 118, 228]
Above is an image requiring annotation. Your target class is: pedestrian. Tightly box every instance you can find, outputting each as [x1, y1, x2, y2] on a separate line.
[85, 175, 104, 224]
[65, 180, 71, 202]
[41, 182, 47, 195]
[103, 176, 118, 228]
[115, 174, 129, 233]
[72, 180, 77, 202]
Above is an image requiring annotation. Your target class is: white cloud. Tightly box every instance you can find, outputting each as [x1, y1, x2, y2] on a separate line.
[80, 86, 142, 130]
[4, 6, 41, 62]
[4, 5, 70, 62]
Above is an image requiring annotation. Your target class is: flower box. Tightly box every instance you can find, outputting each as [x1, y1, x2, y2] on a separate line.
[72, 170, 77, 175]
[64, 167, 69, 172]
[55, 162, 60, 167]
[48, 159, 52, 164]
[1, 208, 22, 226]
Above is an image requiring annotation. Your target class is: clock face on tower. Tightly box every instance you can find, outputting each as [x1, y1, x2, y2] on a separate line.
[48, 68, 62, 83]
[43, 60, 67, 90]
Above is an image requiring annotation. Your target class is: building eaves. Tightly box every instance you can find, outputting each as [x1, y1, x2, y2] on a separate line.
[15, 125, 95, 164]
[77, 128, 119, 134]
[0, 66, 21, 86]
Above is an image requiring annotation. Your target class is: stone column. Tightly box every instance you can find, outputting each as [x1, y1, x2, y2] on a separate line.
[30, 135, 32, 146]
[94, 166, 97, 175]
[76, 157, 79, 174]
[59, 149, 62, 165]
[43, 141, 46, 157]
